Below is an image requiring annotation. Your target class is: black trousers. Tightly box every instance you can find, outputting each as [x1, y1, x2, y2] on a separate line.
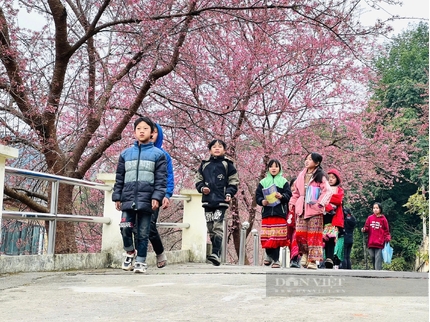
[342, 242, 353, 269]
[266, 248, 280, 262]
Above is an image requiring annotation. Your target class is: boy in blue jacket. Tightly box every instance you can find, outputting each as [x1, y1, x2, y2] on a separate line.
[112, 116, 167, 273]
[149, 123, 175, 268]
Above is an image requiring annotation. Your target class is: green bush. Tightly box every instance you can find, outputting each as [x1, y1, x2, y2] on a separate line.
[383, 257, 408, 271]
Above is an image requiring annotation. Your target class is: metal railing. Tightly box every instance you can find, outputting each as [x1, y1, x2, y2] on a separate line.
[238, 221, 249, 265]
[2, 166, 259, 266]
[2, 167, 190, 255]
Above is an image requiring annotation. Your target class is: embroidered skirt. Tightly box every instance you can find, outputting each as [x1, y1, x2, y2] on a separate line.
[323, 223, 338, 241]
[295, 214, 323, 262]
[288, 229, 299, 259]
[261, 217, 289, 249]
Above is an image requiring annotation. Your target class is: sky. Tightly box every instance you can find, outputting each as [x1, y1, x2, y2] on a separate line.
[16, 1, 429, 35]
[359, 0, 429, 36]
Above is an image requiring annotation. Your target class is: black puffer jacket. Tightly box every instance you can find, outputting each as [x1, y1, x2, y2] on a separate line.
[255, 181, 292, 219]
[343, 209, 357, 244]
[112, 141, 167, 212]
[195, 156, 239, 209]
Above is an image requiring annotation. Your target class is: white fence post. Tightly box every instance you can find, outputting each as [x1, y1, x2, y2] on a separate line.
[180, 189, 206, 262]
[0, 145, 19, 241]
[97, 173, 123, 264]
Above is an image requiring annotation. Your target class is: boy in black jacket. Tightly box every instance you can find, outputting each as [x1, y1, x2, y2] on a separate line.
[195, 139, 239, 266]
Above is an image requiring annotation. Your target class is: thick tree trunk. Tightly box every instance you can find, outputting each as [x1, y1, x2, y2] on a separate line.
[44, 183, 78, 254]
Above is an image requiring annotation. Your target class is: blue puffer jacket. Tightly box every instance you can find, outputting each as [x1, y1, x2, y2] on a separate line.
[112, 141, 167, 212]
[153, 123, 174, 198]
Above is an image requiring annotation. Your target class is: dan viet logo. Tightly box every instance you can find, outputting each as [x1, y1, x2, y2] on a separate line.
[266, 275, 346, 297]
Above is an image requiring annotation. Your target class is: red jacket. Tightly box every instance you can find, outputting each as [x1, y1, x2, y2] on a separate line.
[363, 214, 391, 249]
[325, 186, 344, 228]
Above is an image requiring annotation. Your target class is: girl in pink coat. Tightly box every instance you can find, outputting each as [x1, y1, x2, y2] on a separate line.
[289, 152, 332, 269]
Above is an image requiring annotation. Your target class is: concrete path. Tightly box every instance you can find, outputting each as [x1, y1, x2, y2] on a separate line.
[0, 263, 428, 322]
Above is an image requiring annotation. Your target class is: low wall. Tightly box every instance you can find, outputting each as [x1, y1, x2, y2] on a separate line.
[0, 250, 191, 274]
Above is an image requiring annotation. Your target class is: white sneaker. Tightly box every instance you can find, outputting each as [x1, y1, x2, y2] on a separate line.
[133, 262, 147, 273]
[122, 251, 136, 271]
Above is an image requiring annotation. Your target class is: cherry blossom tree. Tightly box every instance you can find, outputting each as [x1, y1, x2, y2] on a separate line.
[0, 0, 412, 257]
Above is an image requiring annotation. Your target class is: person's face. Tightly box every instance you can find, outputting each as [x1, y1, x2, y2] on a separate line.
[373, 204, 381, 215]
[134, 121, 152, 143]
[151, 128, 158, 143]
[305, 154, 319, 170]
[328, 173, 338, 186]
[268, 163, 280, 176]
[210, 142, 225, 157]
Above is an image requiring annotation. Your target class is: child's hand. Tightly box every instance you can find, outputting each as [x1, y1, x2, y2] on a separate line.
[361, 227, 365, 232]
[115, 201, 121, 211]
[202, 187, 210, 195]
[262, 200, 269, 206]
[152, 199, 160, 210]
[275, 192, 282, 199]
[225, 194, 231, 202]
[162, 197, 170, 209]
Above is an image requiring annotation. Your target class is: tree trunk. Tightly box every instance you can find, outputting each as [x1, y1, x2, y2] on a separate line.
[44, 183, 78, 254]
[229, 197, 241, 263]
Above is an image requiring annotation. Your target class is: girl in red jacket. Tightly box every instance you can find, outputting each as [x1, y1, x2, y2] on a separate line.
[323, 169, 344, 268]
[361, 202, 391, 270]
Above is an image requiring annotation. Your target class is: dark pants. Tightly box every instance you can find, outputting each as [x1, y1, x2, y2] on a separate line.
[266, 248, 280, 262]
[205, 208, 226, 257]
[120, 210, 151, 263]
[325, 237, 335, 260]
[342, 242, 353, 269]
[206, 220, 224, 256]
[149, 208, 164, 255]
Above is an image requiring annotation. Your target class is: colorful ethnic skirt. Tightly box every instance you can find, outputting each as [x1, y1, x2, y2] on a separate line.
[295, 214, 323, 262]
[261, 217, 289, 249]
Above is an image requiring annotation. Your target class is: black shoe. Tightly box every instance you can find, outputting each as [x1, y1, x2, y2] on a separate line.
[207, 253, 221, 266]
[325, 258, 334, 269]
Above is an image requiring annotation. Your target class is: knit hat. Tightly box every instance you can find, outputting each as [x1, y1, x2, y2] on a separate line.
[327, 168, 341, 185]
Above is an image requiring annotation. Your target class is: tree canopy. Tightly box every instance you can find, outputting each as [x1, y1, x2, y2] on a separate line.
[352, 22, 429, 271]
[0, 0, 420, 256]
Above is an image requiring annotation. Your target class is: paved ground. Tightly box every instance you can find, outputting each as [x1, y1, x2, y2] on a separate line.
[0, 263, 428, 322]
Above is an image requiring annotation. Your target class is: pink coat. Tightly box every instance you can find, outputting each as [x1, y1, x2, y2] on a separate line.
[289, 168, 332, 219]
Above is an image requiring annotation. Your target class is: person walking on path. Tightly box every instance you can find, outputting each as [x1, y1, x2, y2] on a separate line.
[195, 139, 239, 266]
[287, 177, 301, 268]
[112, 116, 167, 273]
[255, 159, 292, 268]
[361, 202, 391, 270]
[322, 168, 345, 269]
[149, 123, 174, 268]
[288, 152, 332, 270]
[342, 207, 357, 269]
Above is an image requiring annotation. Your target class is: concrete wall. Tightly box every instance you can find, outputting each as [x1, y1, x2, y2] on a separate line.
[0, 250, 191, 274]
[0, 148, 207, 274]
[96, 173, 207, 267]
